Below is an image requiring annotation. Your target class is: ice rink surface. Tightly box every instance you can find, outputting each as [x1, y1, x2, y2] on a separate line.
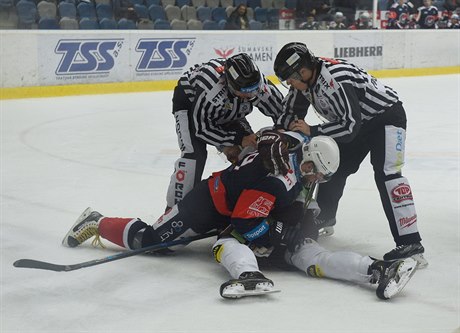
[1, 74, 459, 333]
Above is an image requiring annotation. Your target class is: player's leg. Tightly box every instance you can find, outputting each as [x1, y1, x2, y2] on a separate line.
[213, 237, 276, 298]
[286, 238, 418, 299]
[62, 181, 221, 249]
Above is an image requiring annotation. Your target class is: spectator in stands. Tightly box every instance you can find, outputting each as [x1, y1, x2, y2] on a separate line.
[296, 0, 316, 24]
[328, 11, 347, 29]
[297, 1, 331, 24]
[415, 0, 439, 28]
[312, 0, 332, 22]
[444, 0, 460, 11]
[225, 4, 250, 30]
[348, 11, 373, 29]
[299, 15, 320, 29]
[297, 1, 332, 28]
[438, 11, 451, 27]
[113, 0, 138, 21]
[387, 0, 411, 29]
[448, 13, 460, 27]
[332, 0, 358, 24]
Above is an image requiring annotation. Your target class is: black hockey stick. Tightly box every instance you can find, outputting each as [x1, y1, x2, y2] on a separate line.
[13, 230, 219, 272]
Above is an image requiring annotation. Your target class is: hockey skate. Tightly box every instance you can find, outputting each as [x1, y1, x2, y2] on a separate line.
[315, 217, 336, 237]
[62, 207, 104, 248]
[220, 271, 280, 299]
[370, 258, 418, 300]
[384, 242, 427, 268]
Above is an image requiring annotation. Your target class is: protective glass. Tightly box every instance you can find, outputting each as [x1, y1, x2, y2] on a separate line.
[277, 71, 303, 89]
[229, 79, 261, 100]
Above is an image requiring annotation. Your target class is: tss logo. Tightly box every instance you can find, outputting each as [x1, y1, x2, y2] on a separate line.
[135, 38, 195, 72]
[55, 39, 123, 75]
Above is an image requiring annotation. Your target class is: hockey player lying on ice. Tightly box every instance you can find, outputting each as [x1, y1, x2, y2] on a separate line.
[62, 130, 417, 300]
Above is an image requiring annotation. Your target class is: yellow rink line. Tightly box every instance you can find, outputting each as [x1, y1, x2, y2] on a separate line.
[1, 66, 459, 100]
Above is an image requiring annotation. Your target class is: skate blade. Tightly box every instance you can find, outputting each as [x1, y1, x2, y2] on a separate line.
[318, 226, 334, 237]
[61, 207, 93, 247]
[383, 258, 418, 299]
[412, 253, 428, 269]
[221, 282, 281, 299]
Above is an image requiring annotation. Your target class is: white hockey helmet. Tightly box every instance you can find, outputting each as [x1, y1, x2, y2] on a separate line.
[300, 136, 340, 181]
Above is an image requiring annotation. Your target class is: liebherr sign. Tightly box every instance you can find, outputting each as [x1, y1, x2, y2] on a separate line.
[333, 33, 384, 70]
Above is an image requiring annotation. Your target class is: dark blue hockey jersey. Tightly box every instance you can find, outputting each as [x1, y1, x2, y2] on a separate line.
[417, 5, 438, 28]
[208, 151, 304, 243]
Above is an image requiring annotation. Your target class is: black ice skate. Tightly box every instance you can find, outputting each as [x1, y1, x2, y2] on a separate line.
[384, 242, 428, 268]
[220, 271, 279, 299]
[62, 207, 104, 248]
[370, 258, 418, 300]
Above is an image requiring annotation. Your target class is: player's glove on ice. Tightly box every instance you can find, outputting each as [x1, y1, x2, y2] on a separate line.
[269, 220, 305, 253]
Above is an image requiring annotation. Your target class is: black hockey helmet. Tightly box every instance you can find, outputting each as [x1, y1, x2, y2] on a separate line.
[225, 53, 261, 97]
[274, 42, 318, 82]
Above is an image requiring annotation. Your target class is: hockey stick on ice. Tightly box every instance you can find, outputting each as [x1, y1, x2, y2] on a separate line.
[13, 230, 219, 272]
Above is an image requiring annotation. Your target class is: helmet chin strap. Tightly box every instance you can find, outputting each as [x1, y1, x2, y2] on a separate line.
[300, 66, 317, 89]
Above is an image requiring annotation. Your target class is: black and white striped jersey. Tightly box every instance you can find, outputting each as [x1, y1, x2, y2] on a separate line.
[277, 57, 400, 143]
[177, 58, 284, 147]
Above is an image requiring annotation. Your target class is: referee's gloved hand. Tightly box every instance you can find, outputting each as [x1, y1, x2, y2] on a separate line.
[257, 131, 290, 176]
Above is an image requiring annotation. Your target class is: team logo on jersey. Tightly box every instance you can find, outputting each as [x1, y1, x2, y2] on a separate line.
[400, 13, 409, 24]
[424, 15, 436, 26]
[317, 97, 329, 109]
[55, 39, 123, 75]
[391, 183, 413, 203]
[135, 38, 195, 72]
[247, 196, 274, 217]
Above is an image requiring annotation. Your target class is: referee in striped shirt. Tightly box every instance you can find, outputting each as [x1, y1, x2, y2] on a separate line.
[274, 42, 427, 267]
[165, 53, 284, 211]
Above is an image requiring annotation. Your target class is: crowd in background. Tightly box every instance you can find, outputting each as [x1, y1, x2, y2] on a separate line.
[1, 0, 459, 29]
[294, 0, 460, 30]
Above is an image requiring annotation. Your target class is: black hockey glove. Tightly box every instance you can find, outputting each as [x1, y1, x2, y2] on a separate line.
[269, 220, 305, 253]
[257, 130, 290, 176]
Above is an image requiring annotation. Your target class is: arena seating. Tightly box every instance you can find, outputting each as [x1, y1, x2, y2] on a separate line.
[0, 0, 330, 30]
[2, 0, 458, 31]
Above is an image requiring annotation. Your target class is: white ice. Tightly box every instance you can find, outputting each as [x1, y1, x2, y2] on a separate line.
[1, 75, 459, 333]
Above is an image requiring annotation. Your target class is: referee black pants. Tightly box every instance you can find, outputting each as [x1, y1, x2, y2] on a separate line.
[316, 102, 422, 246]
